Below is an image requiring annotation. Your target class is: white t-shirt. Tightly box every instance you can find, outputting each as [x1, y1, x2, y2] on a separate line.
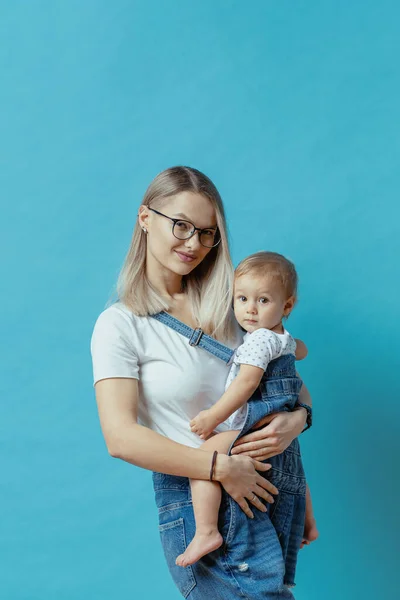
[90, 302, 242, 449]
[226, 328, 297, 429]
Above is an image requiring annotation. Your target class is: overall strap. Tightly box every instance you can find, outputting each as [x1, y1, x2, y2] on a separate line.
[151, 311, 234, 364]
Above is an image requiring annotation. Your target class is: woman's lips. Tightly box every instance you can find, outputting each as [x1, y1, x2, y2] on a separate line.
[175, 251, 196, 263]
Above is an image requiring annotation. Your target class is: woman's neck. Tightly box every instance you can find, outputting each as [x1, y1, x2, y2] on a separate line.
[144, 253, 200, 327]
[145, 257, 184, 300]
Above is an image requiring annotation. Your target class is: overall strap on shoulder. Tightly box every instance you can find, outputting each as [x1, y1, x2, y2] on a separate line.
[151, 312, 234, 364]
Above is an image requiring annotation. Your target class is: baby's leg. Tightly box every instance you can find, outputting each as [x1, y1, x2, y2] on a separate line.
[176, 430, 239, 567]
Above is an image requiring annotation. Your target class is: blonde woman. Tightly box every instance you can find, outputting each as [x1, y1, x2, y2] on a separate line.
[91, 166, 312, 599]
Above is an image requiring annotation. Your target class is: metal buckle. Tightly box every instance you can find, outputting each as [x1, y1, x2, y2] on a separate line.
[189, 327, 203, 346]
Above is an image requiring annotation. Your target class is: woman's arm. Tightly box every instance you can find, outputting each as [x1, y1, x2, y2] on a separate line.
[95, 377, 278, 516]
[97, 377, 215, 478]
[231, 379, 312, 461]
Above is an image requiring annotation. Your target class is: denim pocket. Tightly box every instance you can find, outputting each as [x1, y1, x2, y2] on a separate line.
[158, 518, 196, 598]
[268, 492, 293, 537]
[268, 493, 280, 521]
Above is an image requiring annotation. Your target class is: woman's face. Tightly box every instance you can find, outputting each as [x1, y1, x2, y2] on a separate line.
[139, 191, 217, 277]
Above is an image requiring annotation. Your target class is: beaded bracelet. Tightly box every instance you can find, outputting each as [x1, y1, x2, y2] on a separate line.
[209, 450, 218, 481]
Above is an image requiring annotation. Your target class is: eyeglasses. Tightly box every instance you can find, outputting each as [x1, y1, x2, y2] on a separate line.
[148, 207, 221, 248]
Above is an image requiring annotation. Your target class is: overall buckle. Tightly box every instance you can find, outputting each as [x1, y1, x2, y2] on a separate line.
[189, 327, 203, 346]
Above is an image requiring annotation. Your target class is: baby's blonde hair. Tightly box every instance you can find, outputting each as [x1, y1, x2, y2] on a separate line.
[235, 251, 298, 303]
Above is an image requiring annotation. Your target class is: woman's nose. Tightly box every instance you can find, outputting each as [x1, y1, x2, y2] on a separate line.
[184, 232, 202, 251]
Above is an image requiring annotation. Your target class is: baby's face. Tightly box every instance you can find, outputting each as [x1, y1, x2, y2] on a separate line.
[233, 272, 292, 334]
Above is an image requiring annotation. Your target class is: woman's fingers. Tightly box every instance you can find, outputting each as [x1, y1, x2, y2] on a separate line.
[250, 460, 279, 495]
[233, 423, 274, 447]
[237, 498, 254, 519]
[238, 484, 277, 517]
[242, 483, 277, 516]
[256, 474, 279, 496]
[253, 483, 275, 504]
[234, 448, 275, 459]
[220, 455, 279, 518]
[251, 453, 275, 461]
[238, 492, 267, 516]
[246, 486, 269, 512]
[251, 459, 271, 472]
[248, 494, 267, 513]
[231, 438, 276, 454]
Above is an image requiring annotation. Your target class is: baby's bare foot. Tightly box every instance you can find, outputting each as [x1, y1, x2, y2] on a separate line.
[176, 530, 223, 567]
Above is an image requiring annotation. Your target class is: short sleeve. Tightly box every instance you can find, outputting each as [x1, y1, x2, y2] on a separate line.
[287, 335, 297, 356]
[235, 329, 282, 371]
[90, 306, 140, 386]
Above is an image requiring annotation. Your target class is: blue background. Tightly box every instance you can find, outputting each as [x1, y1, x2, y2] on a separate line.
[2, 1, 399, 598]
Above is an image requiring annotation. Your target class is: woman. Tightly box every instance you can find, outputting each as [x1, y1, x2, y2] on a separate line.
[91, 166, 312, 599]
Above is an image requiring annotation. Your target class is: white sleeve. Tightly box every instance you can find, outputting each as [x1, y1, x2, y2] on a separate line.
[287, 335, 297, 356]
[236, 329, 283, 371]
[90, 306, 140, 386]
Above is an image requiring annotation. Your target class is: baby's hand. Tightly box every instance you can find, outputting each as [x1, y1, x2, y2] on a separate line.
[190, 410, 218, 439]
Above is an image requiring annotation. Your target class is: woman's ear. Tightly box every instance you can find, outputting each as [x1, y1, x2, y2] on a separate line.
[138, 205, 150, 231]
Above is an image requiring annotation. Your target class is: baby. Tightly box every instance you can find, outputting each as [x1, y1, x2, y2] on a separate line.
[176, 251, 318, 568]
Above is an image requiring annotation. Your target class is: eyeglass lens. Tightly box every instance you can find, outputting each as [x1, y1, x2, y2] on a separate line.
[173, 220, 219, 248]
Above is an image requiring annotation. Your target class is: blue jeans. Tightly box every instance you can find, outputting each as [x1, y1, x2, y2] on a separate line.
[153, 470, 300, 599]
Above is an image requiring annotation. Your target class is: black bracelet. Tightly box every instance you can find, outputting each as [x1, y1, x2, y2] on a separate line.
[209, 450, 218, 481]
[296, 402, 313, 432]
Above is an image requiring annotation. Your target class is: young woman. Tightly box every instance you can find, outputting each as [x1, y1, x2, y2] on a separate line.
[91, 166, 312, 599]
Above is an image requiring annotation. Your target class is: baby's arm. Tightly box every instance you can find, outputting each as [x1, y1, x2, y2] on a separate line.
[190, 364, 264, 439]
[294, 339, 308, 361]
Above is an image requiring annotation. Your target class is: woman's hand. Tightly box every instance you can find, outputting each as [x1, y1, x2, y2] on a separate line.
[231, 409, 307, 461]
[214, 454, 279, 519]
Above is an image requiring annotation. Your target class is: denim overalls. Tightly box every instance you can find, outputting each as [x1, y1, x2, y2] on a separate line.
[151, 312, 307, 599]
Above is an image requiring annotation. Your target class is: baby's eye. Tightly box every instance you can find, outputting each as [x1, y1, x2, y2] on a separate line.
[259, 297, 269, 304]
[238, 296, 247, 302]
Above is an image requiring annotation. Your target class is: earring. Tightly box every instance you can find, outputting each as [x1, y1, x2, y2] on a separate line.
[142, 227, 147, 234]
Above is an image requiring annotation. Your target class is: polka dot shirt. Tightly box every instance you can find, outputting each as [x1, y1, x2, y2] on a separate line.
[225, 327, 297, 391]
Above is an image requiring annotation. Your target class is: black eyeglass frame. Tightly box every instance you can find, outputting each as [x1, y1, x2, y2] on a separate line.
[147, 207, 221, 248]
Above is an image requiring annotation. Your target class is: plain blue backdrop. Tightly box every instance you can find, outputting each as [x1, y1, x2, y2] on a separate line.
[1, 1, 399, 598]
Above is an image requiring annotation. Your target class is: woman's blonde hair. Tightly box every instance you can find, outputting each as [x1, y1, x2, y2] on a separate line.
[115, 166, 236, 341]
[235, 251, 298, 304]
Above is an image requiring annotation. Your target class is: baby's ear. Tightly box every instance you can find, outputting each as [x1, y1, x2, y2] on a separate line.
[283, 295, 296, 317]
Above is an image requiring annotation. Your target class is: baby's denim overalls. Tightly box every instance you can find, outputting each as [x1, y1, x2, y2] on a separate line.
[151, 312, 307, 599]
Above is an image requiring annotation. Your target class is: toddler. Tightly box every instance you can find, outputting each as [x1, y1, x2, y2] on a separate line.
[176, 251, 318, 568]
